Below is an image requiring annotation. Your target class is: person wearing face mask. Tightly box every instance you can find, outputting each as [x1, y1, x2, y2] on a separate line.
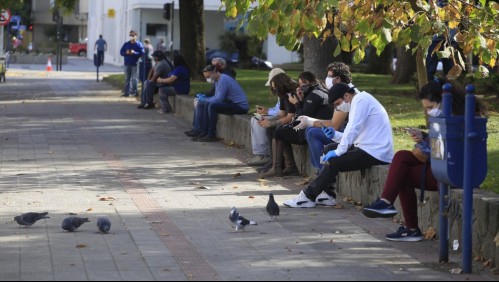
[362, 79, 485, 242]
[120, 30, 145, 97]
[284, 82, 394, 208]
[184, 58, 236, 138]
[188, 65, 249, 142]
[262, 71, 333, 178]
[298, 62, 356, 171]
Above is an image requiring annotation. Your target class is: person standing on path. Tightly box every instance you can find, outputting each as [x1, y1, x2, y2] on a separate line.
[94, 34, 107, 65]
[120, 30, 145, 97]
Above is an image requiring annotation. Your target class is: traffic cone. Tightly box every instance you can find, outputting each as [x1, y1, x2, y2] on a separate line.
[46, 57, 52, 71]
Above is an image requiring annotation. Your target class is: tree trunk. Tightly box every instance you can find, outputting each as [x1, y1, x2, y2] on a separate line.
[179, 0, 205, 80]
[365, 43, 394, 75]
[391, 46, 417, 84]
[303, 35, 337, 80]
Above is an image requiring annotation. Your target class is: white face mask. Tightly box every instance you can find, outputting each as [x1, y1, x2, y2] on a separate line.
[325, 77, 334, 89]
[336, 100, 351, 112]
[206, 78, 214, 84]
[427, 107, 442, 117]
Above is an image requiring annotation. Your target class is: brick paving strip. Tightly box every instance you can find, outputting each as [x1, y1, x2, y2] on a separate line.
[72, 114, 220, 281]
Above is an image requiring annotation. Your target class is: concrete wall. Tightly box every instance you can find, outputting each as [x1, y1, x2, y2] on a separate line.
[172, 93, 499, 268]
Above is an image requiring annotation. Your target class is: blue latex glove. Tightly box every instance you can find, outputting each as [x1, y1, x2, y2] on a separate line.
[196, 93, 206, 99]
[322, 126, 336, 139]
[197, 96, 206, 102]
[321, 150, 339, 163]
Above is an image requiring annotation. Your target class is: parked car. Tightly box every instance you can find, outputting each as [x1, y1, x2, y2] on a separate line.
[68, 39, 88, 57]
[205, 49, 273, 69]
[206, 49, 239, 66]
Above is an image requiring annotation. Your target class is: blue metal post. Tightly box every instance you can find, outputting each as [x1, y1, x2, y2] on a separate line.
[438, 83, 452, 262]
[462, 84, 476, 273]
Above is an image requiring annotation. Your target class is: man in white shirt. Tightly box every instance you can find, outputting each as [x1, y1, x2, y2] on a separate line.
[284, 82, 394, 208]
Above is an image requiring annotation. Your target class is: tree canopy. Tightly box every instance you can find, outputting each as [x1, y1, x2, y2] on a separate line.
[0, 0, 76, 13]
[221, 0, 499, 74]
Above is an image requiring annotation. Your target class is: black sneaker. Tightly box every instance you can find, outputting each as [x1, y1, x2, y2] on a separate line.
[185, 130, 201, 137]
[197, 135, 218, 142]
[144, 103, 155, 109]
[385, 226, 423, 242]
[362, 198, 398, 218]
[137, 104, 145, 109]
[191, 134, 207, 141]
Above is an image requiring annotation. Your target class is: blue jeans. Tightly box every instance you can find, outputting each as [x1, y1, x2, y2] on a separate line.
[123, 64, 138, 95]
[141, 80, 157, 105]
[192, 100, 209, 133]
[305, 127, 334, 170]
[203, 102, 248, 137]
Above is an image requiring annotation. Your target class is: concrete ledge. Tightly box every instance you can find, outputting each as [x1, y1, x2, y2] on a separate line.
[173, 94, 499, 267]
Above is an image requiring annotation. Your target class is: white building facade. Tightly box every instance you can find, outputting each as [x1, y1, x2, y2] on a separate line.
[87, 0, 299, 66]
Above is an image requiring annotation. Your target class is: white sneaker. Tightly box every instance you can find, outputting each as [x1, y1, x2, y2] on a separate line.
[315, 191, 336, 206]
[283, 191, 316, 208]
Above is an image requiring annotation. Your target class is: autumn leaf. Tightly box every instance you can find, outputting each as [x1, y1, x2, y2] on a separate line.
[86, 208, 93, 212]
[423, 227, 437, 240]
[76, 244, 87, 248]
[248, 195, 255, 199]
[99, 197, 116, 201]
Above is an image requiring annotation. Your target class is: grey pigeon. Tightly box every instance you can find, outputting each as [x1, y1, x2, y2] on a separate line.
[61, 216, 90, 232]
[229, 207, 257, 231]
[97, 217, 111, 233]
[14, 212, 50, 227]
[266, 193, 280, 221]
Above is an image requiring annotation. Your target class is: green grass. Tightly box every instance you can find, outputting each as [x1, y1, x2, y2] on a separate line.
[103, 70, 499, 193]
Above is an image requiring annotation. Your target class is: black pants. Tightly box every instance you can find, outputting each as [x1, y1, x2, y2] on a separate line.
[304, 146, 388, 200]
[275, 125, 307, 145]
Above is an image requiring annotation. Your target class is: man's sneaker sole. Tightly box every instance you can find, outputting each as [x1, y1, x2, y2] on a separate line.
[362, 208, 398, 218]
[385, 235, 423, 242]
[316, 198, 336, 206]
[283, 201, 316, 208]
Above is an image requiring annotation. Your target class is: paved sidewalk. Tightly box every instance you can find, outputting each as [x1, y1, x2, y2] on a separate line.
[0, 69, 496, 281]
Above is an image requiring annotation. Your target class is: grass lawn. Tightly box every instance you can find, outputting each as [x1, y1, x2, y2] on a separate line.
[103, 69, 499, 193]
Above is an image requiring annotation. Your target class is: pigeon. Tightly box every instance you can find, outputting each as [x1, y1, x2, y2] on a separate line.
[14, 212, 50, 227]
[266, 193, 280, 221]
[96, 217, 111, 233]
[61, 216, 90, 232]
[229, 207, 257, 231]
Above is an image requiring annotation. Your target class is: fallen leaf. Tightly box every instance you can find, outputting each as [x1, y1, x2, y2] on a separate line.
[233, 173, 242, 178]
[76, 244, 87, 248]
[195, 186, 210, 190]
[484, 259, 493, 267]
[248, 196, 255, 199]
[424, 227, 437, 240]
[232, 186, 238, 189]
[86, 208, 93, 212]
[99, 197, 115, 201]
[343, 196, 352, 202]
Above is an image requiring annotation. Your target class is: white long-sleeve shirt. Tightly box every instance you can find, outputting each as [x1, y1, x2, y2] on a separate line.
[332, 91, 394, 163]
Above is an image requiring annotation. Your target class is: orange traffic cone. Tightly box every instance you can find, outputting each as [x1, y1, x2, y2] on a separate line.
[46, 57, 52, 71]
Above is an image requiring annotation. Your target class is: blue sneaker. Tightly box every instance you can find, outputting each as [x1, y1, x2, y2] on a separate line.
[385, 226, 423, 242]
[362, 198, 398, 218]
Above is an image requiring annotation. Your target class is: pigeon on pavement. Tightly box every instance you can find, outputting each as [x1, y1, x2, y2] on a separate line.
[14, 212, 50, 227]
[229, 207, 257, 231]
[61, 216, 90, 232]
[266, 193, 280, 221]
[97, 217, 111, 233]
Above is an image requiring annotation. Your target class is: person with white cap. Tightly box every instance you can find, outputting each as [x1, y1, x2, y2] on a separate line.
[246, 68, 285, 166]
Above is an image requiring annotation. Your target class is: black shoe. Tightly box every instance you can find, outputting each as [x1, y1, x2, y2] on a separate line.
[191, 134, 207, 141]
[198, 135, 218, 142]
[185, 130, 201, 137]
[137, 104, 145, 109]
[144, 103, 155, 109]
